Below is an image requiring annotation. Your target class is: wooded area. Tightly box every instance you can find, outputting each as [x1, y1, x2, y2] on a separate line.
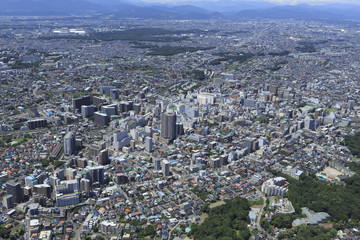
[191, 197, 251, 240]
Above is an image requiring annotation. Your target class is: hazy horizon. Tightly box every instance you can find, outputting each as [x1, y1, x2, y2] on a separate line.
[110, 0, 360, 5]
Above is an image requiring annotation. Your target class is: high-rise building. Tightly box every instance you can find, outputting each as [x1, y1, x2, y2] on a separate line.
[348, 99, 355, 110]
[161, 160, 170, 176]
[94, 112, 109, 126]
[3, 195, 14, 209]
[161, 112, 177, 140]
[119, 101, 133, 113]
[72, 96, 92, 113]
[305, 117, 315, 131]
[81, 105, 95, 118]
[145, 137, 153, 152]
[133, 103, 141, 114]
[80, 178, 91, 197]
[101, 105, 117, 116]
[116, 174, 129, 184]
[33, 184, 51, 198]
[64, 132, 75, 156]
[113, 130, 132, 150]
[87, 166, 105, 184]
[110, 88, 120, 99]
[130, 140, 136, 152]
[6, 181, 23, 203]
[243, 137, 256, 153]
[100, 86, 115, 95]
[25, 175, 38, 188]
[98, 149, 109, 165]
[154, 158, 161, 171]
[176, 123, 184, 136]
[27, 119, 47, 130]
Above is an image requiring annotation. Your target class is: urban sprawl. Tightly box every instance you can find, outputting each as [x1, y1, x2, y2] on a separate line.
[0, 16, 360, 240]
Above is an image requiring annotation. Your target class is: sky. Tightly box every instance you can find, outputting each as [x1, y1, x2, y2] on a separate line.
[264, 0, 360, 4]
[139, 0, 360, 4]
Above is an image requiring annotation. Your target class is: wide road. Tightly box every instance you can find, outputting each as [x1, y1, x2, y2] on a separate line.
[255, 187, 267, 232]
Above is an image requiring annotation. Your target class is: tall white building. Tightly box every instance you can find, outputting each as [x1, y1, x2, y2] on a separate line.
[145, 137, 153, 152]
[113, 130, 132, 150]
[64, 132, 75, 156]
[197, 93, 216, 105]
[162, 160, 170, 176]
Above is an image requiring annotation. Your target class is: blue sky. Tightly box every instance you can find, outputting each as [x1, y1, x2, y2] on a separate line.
[140, 0, 360, 4]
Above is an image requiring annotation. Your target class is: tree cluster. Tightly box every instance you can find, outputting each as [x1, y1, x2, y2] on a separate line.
[191, 197, 251, 240]
[286, 173, 360, 223]
[277, 225, 336, 240]
[345, 132, 360, 157]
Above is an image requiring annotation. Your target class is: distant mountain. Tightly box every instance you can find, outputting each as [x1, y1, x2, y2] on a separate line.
[234, 4, 360, 21]
[174, 0, 277, 13]
[0, 0, 108, 15]
[0, 0, 220, 19]
[1, 0, 360, 21]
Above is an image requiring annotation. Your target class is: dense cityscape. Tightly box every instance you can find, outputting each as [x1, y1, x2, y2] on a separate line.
[0, 11, 360, 240]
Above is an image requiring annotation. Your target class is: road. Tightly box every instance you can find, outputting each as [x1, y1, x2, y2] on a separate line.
[168, 221, 180, 240]
[74, 221, 83, 240]
[255, 187, 267, 232]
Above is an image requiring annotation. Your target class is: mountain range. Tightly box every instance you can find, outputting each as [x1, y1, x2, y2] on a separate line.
[1, 0, 360, 21]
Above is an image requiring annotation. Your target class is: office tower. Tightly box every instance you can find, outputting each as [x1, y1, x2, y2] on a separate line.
[101, 105, 117, 116]
[33, 184, 51, 198]
[64, 132, 75, 156]
[36, 172, 47, 184]
[110, 88, 120, 99]
[94, 112, 109, 126]
[72, 95, 92, 113]
[220, 155, 228, 166]
[210, 158, 220, 169]
[119, 101, 133, 113]
[98, 149, 110, 165]
[81, 105, 94, 118]
[130, 140, 136, 152]
[133, 103, 141, 114]
[113, 130, 132, 150]
[243, 137, 256, 153]
[27, 119, 47, 130]
[25, 175, 38, 188]
[161, 112, 177, 140]
[88, 144, 102, 161]
[348, 100, 355, 110]
[93, 96, 107, 107]
[99, 86, 115, 94]
[154, 158, 161, 171]
[268, 85, 278, 96]
[145, 137, 153, 152]
[3, 195, 14, 209]
[66, 168, 77, 180]
[305, 117, 315, 131]
[176, 123, 184, 136]
[6, 181, 23, 203]
[80, 178, 91, 197]
[54, 169, 65, 180]
[116, 174, 129, 184]
[161, 160, 170, 176]
[87, 166, 105, 184]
